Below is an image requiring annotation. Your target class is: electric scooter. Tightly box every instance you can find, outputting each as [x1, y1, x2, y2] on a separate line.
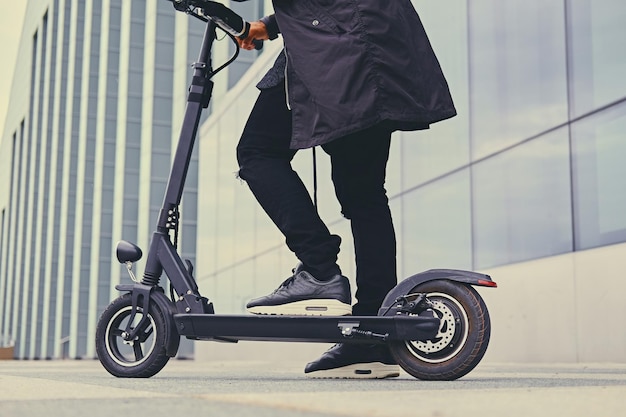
[95, 0, 497, 380]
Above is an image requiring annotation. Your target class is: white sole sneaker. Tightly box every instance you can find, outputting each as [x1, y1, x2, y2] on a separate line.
[306, 363, 400, 379]
[246, 299, 352, 316]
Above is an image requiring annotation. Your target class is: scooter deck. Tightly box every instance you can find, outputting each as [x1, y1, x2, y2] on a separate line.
[173, 313, 440, 343]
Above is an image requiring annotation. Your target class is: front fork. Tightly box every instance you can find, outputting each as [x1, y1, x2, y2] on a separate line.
[140, 230, 213, 315]
[115, 231, 214, 346]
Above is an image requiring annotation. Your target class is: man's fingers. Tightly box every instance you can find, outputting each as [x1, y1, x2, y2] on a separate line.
[242, 38, 257, 50]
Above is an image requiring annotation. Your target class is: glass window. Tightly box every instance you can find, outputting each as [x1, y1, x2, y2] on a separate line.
[126, 121, 142, 144]
[155, 42, 175, 68]
[105, 91, 118, 119]
[567, 0, 626, 118]
[156, 12, 175, 39]
[103, 141, 116, 163]
[127, 96, 143, 119]
[400, 169, 473, 275]
[183, 189, 198, 219]
[152, 124, 172, 150]
[232, 175, 257, 260]
[128, 71, 143, 95]
[103, 164, 115, 185]
[109, 3, 122, 26]
[151, 181, 167, 208]
[107, 47, 119, 72]
[154, 69, 173, 96]
[151, 151, 171, 179]
[123, 196, 138, 220]
[100, 209, 113, 233]
[1, 209, 4, 277]
[153, 96, 172, 121]
[404, 0, 470, 186]
[186, 31, 204, 68]
[130, 21, 144, 46]
[129, 43, 144, 71]
[181, 223, 197, 255]
[228, 60, 255, 90]
[108, 27, 120, 50]
[571, 101, 626, 249]
[472, 128, 572, 269]
[196, 126, 219, 281]
[469, 1, 568, 159]
[226, 0, 264, 88]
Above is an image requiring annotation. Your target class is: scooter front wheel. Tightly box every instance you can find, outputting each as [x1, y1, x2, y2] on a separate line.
[389, 280, 491, 380]
[95, 293, 172, 378]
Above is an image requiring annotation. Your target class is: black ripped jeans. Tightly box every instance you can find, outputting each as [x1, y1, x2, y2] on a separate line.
[236, 84, 397, 316]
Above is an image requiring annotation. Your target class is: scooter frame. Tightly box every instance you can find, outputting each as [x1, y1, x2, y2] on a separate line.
[101, 0, 497, 378]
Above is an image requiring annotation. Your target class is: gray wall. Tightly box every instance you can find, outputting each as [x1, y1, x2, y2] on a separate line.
[193, 0, 626, 362]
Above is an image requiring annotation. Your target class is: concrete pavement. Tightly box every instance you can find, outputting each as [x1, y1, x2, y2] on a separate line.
[1, 346, 626, 417]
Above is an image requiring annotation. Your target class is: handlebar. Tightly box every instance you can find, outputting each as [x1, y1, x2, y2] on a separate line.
[169, 0, 263, 50]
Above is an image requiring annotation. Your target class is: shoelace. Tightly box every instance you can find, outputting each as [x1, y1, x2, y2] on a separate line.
[273, 274, 297, 293]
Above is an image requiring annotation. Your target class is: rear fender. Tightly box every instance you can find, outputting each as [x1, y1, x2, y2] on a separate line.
[378, 269, 496, 316]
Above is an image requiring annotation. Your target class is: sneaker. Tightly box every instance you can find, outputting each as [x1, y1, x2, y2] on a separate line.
[246, 264, 352, 316]
[304, 343, 400, 379]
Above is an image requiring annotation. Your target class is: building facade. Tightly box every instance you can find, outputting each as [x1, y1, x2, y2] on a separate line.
[0, 0, 262, 359]
[1, 0, 625, 362]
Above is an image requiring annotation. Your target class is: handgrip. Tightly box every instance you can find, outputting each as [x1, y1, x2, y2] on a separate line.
[203, 1, 247, 37]
[253, 39, 264, 50]
[172, 1, 247, 37]
[171, 1, 263, 50]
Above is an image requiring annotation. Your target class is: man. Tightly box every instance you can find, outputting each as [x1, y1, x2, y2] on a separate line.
[236, 0, 455, 378]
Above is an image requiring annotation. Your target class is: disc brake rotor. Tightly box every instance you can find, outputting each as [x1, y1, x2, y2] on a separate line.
[403, 291, 470, 363]
[414, 300, 456, 353]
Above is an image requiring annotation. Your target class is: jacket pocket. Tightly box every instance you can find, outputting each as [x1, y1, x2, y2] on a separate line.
[300, 1, 345, 34]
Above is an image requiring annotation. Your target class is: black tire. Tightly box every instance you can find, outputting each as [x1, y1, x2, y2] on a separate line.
[95, 293, 171, 378]
[389, 280, 491, 380]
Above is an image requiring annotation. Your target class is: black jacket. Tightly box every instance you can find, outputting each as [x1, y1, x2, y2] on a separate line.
[260, 0, 456, 149]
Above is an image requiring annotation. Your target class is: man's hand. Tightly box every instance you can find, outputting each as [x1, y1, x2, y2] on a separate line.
[238, 21, 269, 50]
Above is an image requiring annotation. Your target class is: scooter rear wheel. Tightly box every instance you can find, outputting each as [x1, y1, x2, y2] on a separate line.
[95, 293, 171, 378]
[389, 280, 490, 380]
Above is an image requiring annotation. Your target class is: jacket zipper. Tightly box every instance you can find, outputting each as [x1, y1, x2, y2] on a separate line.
[284, 48, 291, 110]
